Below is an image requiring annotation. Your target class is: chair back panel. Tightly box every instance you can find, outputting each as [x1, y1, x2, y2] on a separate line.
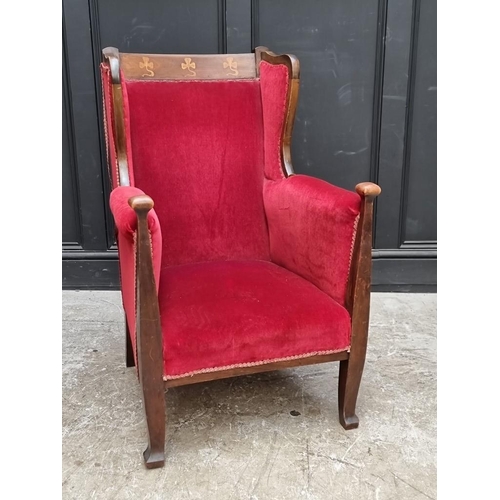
[123, 78, 271, 266]
[120, 53, 257, 81]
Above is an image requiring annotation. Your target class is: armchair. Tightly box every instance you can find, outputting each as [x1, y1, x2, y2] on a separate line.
[101, 46, 381, 468]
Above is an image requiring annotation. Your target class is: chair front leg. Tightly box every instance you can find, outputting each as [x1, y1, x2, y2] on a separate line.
[130, 195, 165, 468]
[339, 182, 380, 430]
[338, 347, 367, 429]
[338, 292, 370, 429]
[141, 368, 166, 469]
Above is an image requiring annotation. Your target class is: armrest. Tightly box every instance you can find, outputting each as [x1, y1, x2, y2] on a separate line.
[263, 174, 362, 306]
[109, 186, 163, 366]
[355, 182, 382, 200]
[110, 186, 161, 242]
[110, 185, 162, 289]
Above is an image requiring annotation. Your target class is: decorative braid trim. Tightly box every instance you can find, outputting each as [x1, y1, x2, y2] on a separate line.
[163, 347, 350, 381]
[148, 230, 154, 265]
[346, 214, 360, 288]
[132, 229, 156, 378]
[278, 67, 289, 179]
[101, 65, 120, 188]
[132, 231, 139, 372]
[126, 78, 258, 84]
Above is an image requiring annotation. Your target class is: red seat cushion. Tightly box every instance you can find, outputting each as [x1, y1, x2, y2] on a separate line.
[159, 260, 351, 380]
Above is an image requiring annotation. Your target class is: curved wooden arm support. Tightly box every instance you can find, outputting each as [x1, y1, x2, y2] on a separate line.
[102, 46, 130, 186]
[130, 196, 165, 468]
[102, 46, 120, 84]
[338, 181, 381, 430]
[255, 46, 300, 177]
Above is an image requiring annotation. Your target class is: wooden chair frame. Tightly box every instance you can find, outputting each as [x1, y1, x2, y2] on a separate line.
[102, 46, 381, 468]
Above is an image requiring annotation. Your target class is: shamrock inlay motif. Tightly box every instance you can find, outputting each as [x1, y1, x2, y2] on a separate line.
[181, 57, 196, 76]
[139, 56, 154, 77]
[223, 57, 238, 76]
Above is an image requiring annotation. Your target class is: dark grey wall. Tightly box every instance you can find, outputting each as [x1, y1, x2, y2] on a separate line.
[62, 0, 436, 291]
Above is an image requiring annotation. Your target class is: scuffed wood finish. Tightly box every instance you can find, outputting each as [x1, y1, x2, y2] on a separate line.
[254, 46, 269, 73]
[129, 194, 165, 469]
[102, 47, 120, 83]
[120, 53, 257, 80]
[102, 47, 130, 186]
[339, 182, 381, 429]
[255, 46, 300, 177]
[355, 182, 382, 199]
[165, 351, 349, 388]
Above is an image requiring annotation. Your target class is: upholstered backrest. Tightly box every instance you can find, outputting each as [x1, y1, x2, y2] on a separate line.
[124, 78, 271, 266]
[101, 52, 292, 267]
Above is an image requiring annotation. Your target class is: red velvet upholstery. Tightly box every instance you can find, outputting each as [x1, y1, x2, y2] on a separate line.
[160, 260, 351, 379]
[264, 175, 361, 306]
[109, 186, 162, 361]
[260, 62, 289, 180]
[103, 60, 361, 379]
[123, 79, 270, 266]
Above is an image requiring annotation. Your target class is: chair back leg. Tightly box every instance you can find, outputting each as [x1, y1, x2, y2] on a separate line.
[125, 316, 135, 368]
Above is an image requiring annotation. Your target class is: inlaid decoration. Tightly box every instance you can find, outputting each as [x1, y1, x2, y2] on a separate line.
[139, 56, 155, 77]
[223, 57, 238, 76]
[181, 57, 196, 76]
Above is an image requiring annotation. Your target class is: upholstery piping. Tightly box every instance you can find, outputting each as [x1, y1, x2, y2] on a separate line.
[164, 347, 350, 380]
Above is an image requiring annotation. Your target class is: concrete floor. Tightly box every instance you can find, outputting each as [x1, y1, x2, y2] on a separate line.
[62, 291, 436, 500]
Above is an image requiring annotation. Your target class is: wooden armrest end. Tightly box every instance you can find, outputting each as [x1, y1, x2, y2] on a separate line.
[355, 182, 381, 200]
[129, 195, 154, 212]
